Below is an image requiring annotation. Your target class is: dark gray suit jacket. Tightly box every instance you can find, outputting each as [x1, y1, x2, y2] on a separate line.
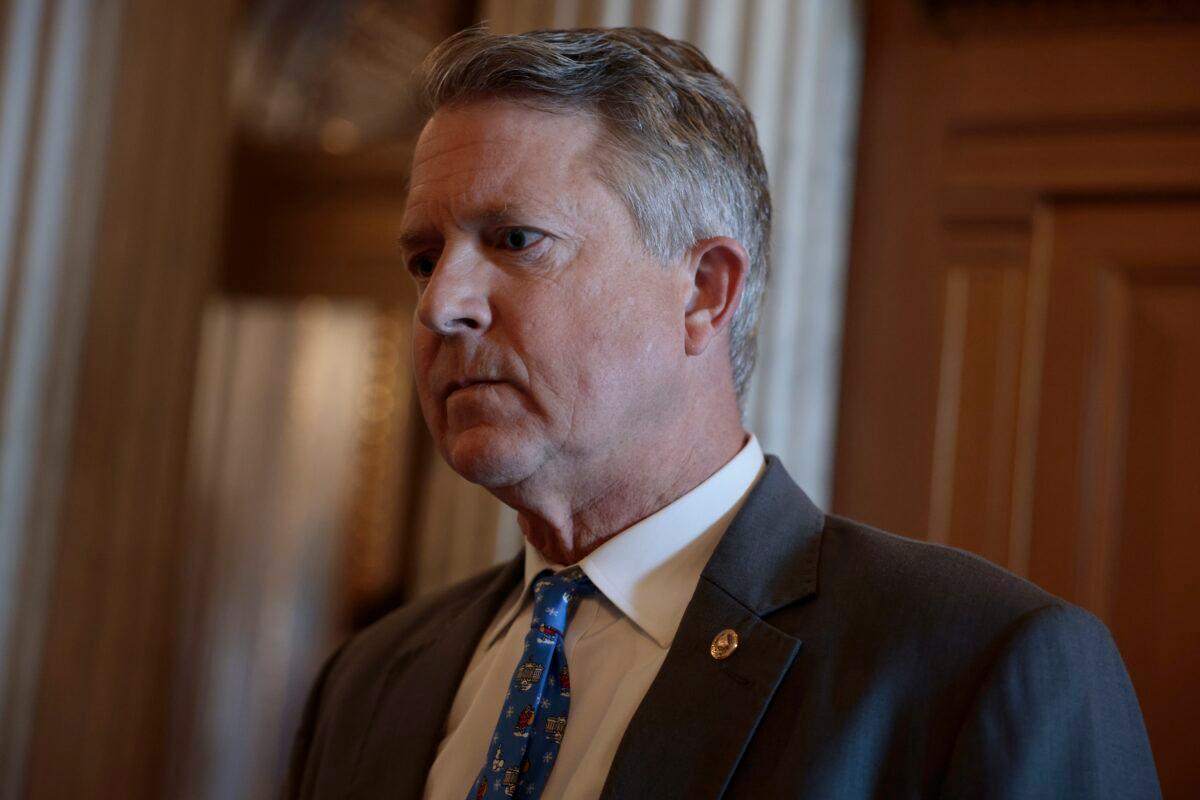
[284, 457, 1160, 798]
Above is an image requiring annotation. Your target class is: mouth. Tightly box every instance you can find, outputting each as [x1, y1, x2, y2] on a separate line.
[445, 378, 505, 399]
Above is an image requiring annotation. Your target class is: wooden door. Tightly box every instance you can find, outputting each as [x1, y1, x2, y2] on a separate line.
[1029, 201, 1200, 789]
[834, 2, 1200, 794]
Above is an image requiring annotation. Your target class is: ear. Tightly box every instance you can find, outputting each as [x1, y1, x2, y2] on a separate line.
[683, 236, 750, 357]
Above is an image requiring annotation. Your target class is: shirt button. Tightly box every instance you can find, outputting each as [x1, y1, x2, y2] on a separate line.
[710, 628, 739, 660]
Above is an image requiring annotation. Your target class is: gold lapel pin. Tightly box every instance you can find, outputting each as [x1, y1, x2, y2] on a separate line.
[710, 628, 739, 660]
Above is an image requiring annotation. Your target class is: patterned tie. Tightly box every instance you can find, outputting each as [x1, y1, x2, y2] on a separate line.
[467, 568, 595, 800]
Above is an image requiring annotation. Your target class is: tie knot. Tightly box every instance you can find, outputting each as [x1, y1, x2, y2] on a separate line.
[529, 568, 594, 636]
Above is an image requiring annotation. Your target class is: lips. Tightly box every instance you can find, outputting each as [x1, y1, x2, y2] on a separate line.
[445, 378, 504, 398]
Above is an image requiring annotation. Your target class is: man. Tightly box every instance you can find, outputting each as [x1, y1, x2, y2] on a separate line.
[284, 26, 1159, 799]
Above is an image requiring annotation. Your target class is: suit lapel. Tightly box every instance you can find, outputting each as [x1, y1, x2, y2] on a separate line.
[598, 578, 801, 799]
[601, 457, 824, 799]
[348, 557, 523, 800]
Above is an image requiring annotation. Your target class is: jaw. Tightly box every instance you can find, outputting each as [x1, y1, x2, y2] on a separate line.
[439, 420, 551, 490]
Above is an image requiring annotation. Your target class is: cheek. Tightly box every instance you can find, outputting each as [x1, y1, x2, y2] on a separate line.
[496, 265, 682, 411]
[506, 298, 574, 385]
[411, 331, 441, 413]
[573, 288, 681, 393]
[605, 279, 681, 352]
[411, 330, 433, 379]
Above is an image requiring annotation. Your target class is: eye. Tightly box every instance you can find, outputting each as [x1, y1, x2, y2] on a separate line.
[408, 253, 437, 279]
[497, 228, 545, 251]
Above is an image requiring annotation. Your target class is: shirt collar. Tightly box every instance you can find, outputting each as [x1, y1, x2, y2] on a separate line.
[487, 435, 766, 649]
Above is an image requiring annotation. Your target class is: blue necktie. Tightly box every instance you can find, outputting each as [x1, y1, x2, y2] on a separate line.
[467, 568, 595, 799]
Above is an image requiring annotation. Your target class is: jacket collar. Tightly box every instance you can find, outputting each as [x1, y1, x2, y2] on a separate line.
[700, 454, 824, 616]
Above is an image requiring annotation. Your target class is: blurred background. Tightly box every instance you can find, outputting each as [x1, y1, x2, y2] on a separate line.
[1, 0, 1198, 797]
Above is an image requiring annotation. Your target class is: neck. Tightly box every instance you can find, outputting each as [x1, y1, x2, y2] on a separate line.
[500, 412, 747, 565]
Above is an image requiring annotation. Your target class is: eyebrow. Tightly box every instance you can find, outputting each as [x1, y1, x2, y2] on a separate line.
[398, 226, 439, 254]
[398, 201, 561, 252]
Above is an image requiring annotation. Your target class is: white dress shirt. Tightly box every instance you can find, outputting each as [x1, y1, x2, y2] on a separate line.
[423, 436, 766, 800]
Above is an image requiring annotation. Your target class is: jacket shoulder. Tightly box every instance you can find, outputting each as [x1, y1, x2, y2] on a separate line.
[283, 562, 515, 798]
[330, 561, 512, 686]
[815, 514, 1064, 640]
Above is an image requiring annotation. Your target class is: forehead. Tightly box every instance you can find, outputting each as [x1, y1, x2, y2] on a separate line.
[403, 102, 604, 222]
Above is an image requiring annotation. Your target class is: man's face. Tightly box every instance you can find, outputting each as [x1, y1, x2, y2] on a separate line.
[401, 102, 690, 493]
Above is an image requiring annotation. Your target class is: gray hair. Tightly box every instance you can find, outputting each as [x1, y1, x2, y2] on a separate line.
[417, 25, 771, 403]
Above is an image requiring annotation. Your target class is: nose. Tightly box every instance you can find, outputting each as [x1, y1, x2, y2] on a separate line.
[415, 251, 492, 336]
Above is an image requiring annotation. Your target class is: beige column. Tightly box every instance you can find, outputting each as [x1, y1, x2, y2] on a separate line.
[0, 0, 236, 797]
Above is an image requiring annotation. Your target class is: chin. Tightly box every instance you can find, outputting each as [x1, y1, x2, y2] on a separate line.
[441, 424, 543, 489]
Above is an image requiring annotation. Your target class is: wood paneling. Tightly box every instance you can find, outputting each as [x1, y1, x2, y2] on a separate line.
[1027, 202, 1200, 789]
[220, 137, 418, 305]
[1119, 279, 1200, 783]
[928, 262, 1027, 567]
[836, 2, 1200, 793]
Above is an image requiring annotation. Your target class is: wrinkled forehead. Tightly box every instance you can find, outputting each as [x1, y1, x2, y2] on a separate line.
[403, 101, 604, 221]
